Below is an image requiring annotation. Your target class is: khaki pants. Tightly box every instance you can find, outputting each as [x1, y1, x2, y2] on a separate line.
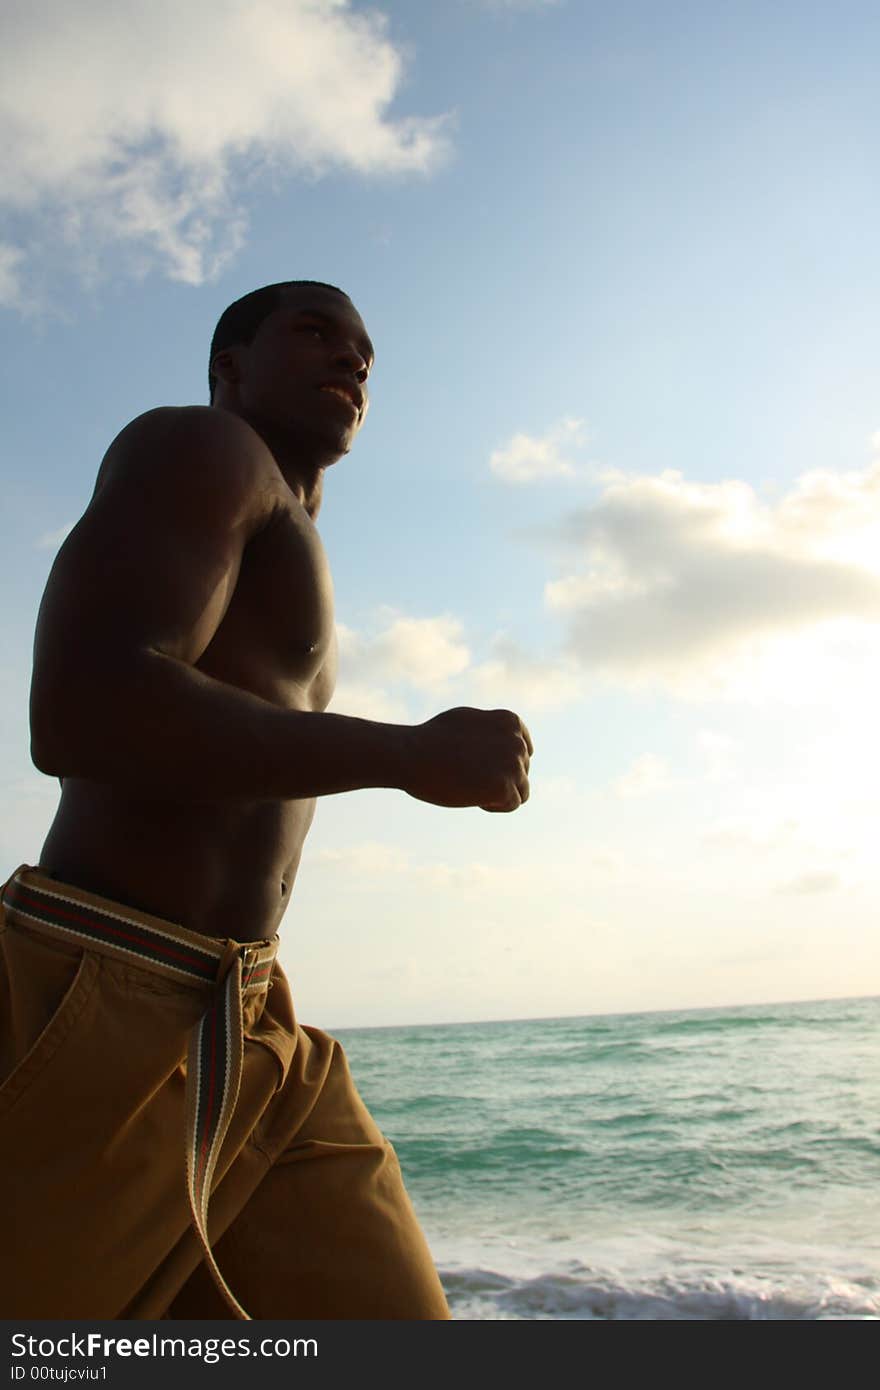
[0, 866, 449, 1320]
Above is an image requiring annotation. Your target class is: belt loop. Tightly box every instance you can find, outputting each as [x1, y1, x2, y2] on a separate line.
[215, 938, 241, 986]
[240, 944, 261, 990]
[0, 864, 34, 906]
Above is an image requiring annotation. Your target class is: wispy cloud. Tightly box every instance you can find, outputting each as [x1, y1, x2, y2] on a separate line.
[327, 680, 411, 723]
[34, 522, 74, 551]
[489, 417, 587, 484]
[313, 841, 532, 895]
[0, 244, 25, 312]
[0, 0, 450, 305]
[470, 636, 584, 711]
[775, 870, 842, 896]
[613, 753, 671, 799]
[695, 730, 738, 782]
[466, 1, 563, 10]
[324, 453, 880, 717]
[700, 817, 801, 853]
[333, 612, 583, 719]
[544, 457, 880, 694]
[338, 612, 470, 691]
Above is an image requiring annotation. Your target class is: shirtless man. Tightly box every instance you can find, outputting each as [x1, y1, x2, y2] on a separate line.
[0, 280, 532, 1320]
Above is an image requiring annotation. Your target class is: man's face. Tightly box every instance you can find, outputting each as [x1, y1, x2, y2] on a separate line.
[222, 285, 374, 460]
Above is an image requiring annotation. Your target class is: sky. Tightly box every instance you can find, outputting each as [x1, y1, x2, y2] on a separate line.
[1, 0, 879, 1027]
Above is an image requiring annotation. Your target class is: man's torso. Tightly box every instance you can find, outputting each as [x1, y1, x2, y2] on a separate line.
[39, 427, 337, 942]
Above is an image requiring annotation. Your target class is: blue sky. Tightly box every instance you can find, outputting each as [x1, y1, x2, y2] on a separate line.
[2, 0, 879, 1025]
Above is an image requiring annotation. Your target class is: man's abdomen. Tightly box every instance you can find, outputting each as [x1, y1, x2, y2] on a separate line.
[38, 781, 317, 940]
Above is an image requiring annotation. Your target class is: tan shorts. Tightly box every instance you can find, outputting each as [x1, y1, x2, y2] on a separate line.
[0, 866, 450, 1320]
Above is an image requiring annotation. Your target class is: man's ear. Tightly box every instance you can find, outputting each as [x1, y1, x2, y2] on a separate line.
[211, 349, 241, 389]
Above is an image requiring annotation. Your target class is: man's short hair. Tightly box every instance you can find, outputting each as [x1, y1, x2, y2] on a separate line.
[208, 281, 349, 400]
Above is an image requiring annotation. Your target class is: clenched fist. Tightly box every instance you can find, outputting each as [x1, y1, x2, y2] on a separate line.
[402, 707, 532, 813]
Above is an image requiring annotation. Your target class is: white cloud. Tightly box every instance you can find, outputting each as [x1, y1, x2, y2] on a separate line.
[775, 870, 842, 896]
[545, 461, 880, 695]
[327, 680, 410, 723]
[532, 773, 578, 806]
[590, 849, 625, 876]
[700, 817, 801, 853]
[314, 841, 410, 876]
[338, 613, 470, 691]
[696, 730, 737, 782]
[613, 753, 671, 799]
[467, 1, 562, 9]
[0, 0, 450, 301]
[0, 244, 25, 311]
[371, 614, 470, 686]
[313, 841, 531, 896]
[470, 637, 584, 711]
[334, 614, 583, 721]
[489, 417, 587, 484]
[35, 522, 74, 551]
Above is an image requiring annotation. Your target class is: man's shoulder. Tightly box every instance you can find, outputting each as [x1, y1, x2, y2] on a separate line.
[93, 405, 282, 507]
[104, 403, 273, 465]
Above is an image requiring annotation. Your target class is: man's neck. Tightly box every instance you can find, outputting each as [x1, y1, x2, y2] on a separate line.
[238, 413, 328, 519]
[288, 469, 324, 520]
[274, 451, 325, 520]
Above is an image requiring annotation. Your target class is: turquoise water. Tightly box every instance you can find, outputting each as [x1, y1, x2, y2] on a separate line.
[334, 996, 880, 1319]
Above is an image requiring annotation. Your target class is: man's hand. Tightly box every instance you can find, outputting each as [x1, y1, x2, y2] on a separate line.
[403, 707, 533, 813]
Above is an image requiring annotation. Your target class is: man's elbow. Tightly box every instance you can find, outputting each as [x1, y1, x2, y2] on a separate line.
[30, 733, 59, 777]
[29, 654, 150, 781]
[29, 714, 64, 777]
[29, 683, 75, 777]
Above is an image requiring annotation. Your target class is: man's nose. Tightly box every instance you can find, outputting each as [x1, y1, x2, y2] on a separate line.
[332, 342, 369, 381]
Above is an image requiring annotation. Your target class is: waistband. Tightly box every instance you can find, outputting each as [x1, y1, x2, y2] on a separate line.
[0, 865, 277, 995]
[1, 864, 278, 1320]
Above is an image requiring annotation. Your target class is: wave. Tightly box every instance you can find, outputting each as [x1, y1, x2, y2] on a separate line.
[439, 1263, 880, 1320]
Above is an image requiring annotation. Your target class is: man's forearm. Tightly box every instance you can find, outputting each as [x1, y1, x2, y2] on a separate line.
[31, 649, 411, 801]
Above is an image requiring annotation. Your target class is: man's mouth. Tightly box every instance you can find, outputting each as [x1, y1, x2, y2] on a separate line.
[319, 383, 362, 415]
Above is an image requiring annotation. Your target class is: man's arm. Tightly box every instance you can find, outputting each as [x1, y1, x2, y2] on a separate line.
[30, 407, 531, 810]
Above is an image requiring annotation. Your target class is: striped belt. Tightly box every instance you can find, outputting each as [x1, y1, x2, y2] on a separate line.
[0, 865, 278, 1320]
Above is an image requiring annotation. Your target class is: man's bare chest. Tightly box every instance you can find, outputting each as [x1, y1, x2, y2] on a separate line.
[195, 505, 337, 711]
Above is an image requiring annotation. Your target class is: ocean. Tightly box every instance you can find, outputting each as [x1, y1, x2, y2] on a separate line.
[334, 995, 880, 1320]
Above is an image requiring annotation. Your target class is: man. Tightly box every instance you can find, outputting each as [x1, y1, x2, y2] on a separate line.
[0, 281, 532, 1320]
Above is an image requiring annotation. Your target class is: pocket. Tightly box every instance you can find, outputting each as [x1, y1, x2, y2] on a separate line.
[0, 937, 100, 1120]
